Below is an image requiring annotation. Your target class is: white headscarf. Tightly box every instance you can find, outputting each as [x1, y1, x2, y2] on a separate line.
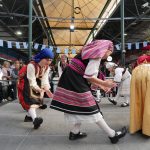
[106, 62, 118, 69]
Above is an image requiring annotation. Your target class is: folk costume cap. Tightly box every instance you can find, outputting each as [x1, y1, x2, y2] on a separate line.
[81, 40, 114, 60]
[33, 48, 54, 63]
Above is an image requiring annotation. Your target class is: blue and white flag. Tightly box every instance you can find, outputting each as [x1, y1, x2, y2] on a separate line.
[72, 49, 76, 54]
[7, 41, 12, 48]
[135, 42, 139, 49]
[127, 43, 132, 50]
[49, 46, 53, 51]
[41, 44, 46, 50]
[115, 44, 120, 50]
[34, 43, 39, 49]
[16, 42, 20, 49]
[143, 41, 148, 47]
[0, 40, 3, 47]
[56, 47, 61, 53]
[64, 48, 69, 54]
[23, 42, 28, 49]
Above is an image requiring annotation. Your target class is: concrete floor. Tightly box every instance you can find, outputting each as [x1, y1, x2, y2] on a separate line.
[0, 98, 149, 150]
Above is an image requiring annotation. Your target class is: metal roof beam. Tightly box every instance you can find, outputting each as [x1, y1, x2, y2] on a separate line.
[56, 44, 83, 46]
[48, 27, 96, 30]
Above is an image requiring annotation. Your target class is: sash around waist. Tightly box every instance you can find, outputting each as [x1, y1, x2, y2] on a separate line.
[68, 58, 86, 75]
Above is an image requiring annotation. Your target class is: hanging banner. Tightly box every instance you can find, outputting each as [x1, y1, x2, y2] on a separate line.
[0, 39, 150, 53]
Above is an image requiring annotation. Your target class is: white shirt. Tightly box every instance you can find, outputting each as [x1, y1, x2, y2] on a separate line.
[84, 58, 101, 78]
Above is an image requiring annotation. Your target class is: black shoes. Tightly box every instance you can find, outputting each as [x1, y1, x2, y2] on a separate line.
[24, 115, 33, 122]
[39, 104, 47, 109]
[121, 102, 129, 107]
[33, 117, 43, 129]
[109, 127, 127, 144]
[69, 132, 87, 140]
[108, 98, 117, 105]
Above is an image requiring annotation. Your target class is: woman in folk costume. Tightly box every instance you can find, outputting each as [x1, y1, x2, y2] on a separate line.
[130, 45, 150, 136]
[50, 40, 127, 144]
[18, 48, 54, 129]
[106, 62, 131, 107]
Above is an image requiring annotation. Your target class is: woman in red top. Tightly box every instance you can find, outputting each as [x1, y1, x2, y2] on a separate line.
[130, 45, 150, 136]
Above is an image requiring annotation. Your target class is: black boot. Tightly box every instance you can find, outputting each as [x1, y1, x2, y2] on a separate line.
[24, 115, 33, 122]
[33, 117, 43, 129]
[39, 104, 47, 109]
[69, 132, 87, 140]
[109, 127, 127, 144]
[108, 98, 117, 105]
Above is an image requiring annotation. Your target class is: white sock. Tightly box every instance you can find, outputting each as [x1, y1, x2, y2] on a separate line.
[28, 108, 37, 121]
[27, 112, 31, 117]
[96, 117, 115, 137]
[124, 96, 129, 103]
[71, 123, 81, 134]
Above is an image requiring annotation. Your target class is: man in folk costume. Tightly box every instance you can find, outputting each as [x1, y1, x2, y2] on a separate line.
[50, 40, 127, 144]
[106, 62, 131, 107]
[18, 48, 53, 129]
[130, 45, 150, 136]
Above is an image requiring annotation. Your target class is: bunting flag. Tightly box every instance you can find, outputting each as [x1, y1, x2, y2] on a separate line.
[72, 49, 76, 54]
[16, 42, 20, 49]
[34, 43, 39, 49]
[127, 43, 132, 50]
[115, 44, 120, 50]
[0, 40, 3, 47]
[143, 41, 148, 47]
[56, 47, 61, 53]
[49, 46, 53, 51]
[64, 48, 68, 54]
[41, 44, 46, 50]
[23, 42, 28, 49]
[135, 42, 139, 49]
[0, 39, 150, 54]
[7, 41, 12, 48]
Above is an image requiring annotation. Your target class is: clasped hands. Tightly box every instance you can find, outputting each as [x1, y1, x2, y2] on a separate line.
[99, 79, 117, 93]
[35, 87, 53, 99]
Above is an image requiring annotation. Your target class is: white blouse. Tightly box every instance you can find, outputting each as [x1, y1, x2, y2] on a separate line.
[83, 58, 101, 79]
[27, 64, 50, 90]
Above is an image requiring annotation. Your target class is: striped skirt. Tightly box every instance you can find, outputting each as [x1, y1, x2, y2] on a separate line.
[50, 66, 101, 116]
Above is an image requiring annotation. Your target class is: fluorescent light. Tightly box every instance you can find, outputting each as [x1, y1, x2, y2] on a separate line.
[70, 24, 75, 31]
[16, 31, 22, 35]
[124, 33, 127, 36]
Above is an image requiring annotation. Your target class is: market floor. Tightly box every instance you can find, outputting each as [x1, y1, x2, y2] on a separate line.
[0, 97, 149, 150]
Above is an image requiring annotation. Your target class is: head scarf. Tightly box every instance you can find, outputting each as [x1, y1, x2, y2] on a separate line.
[81, 40, 114, 60]
[33, 48, 54, 63]
[106, 62, 118, 69]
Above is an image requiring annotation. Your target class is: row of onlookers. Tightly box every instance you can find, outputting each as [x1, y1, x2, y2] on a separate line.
[0, 60, 23, 103]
